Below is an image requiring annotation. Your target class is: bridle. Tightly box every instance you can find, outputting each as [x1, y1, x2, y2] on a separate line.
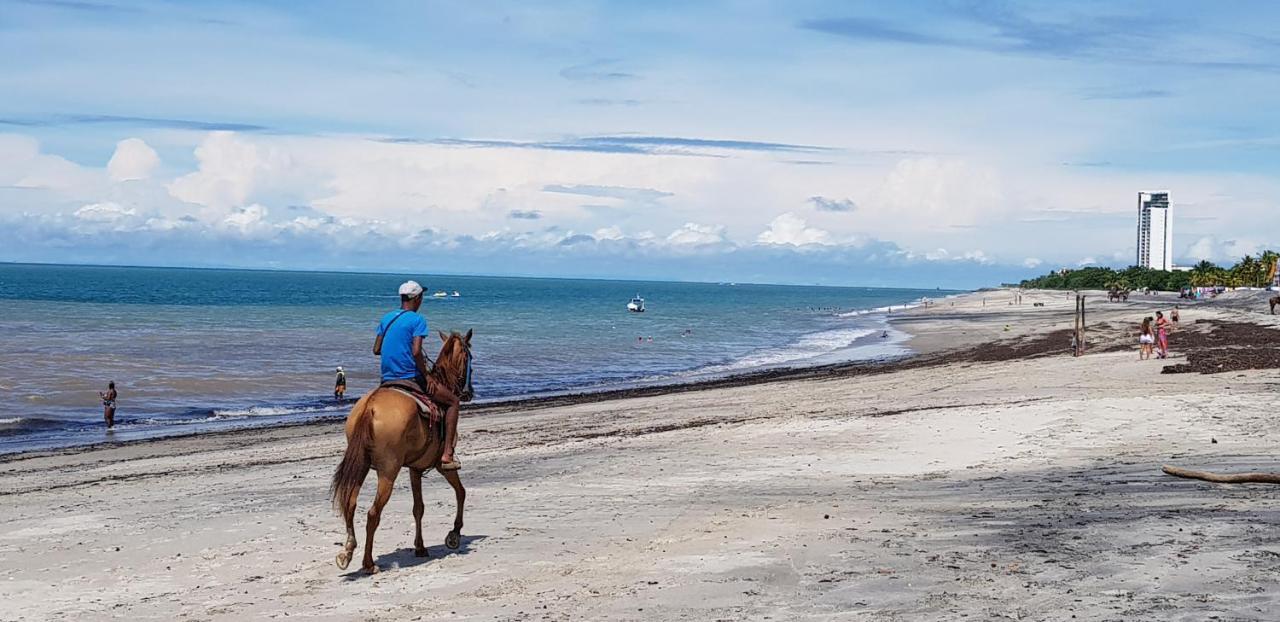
[431, 334, 474, 402]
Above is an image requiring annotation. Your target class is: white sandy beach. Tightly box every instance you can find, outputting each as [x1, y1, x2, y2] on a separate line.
[2, 289, 1279, 620]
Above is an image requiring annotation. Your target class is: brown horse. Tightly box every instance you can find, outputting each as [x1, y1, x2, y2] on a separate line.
[331, 329, 474, 573]
[1271, 296, 1279, 314]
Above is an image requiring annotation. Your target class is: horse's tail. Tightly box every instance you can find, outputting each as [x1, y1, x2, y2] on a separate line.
[330, 396, 375, 512]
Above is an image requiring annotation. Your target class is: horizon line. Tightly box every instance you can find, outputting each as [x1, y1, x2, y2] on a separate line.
[0, 260, 968, 293]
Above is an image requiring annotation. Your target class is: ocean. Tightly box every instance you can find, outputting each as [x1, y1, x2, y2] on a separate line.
[0, 263, 958, 453]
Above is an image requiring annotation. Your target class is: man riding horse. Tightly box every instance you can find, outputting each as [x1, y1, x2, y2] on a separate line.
[332, 281, 474, 573]
[374, 280, 462, 468]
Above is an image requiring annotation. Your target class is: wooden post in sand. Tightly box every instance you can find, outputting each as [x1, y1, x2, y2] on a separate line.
[1072, 294, 1086, 356]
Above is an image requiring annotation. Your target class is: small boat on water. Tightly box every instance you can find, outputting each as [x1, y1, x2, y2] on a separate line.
[432, 291, 449, 298]
[451, 291, 461, 297]
[627, 294, 645, 313]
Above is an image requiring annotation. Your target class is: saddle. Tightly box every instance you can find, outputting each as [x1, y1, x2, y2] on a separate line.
[379, 380, 441, 423]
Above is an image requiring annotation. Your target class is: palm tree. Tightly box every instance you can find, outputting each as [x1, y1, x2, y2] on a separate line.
[1189, 260, 1218, 287]
[1260, 250, 1279, 287]
[1232, 255, 1258, 287]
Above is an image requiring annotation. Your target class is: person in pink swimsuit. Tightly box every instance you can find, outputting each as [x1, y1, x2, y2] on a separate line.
[1155, 311, 1170, 359]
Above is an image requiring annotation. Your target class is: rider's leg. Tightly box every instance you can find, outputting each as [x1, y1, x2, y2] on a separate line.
[441, 402, 459, 463]
[426, 377, 461, 463]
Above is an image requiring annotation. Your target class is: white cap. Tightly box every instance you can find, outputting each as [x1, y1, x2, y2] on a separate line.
[336, 366, 343, 372]
[398, 280, 424, 297]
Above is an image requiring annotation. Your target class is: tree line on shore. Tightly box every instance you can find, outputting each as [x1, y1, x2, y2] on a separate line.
[1020, 251, 1279, 291]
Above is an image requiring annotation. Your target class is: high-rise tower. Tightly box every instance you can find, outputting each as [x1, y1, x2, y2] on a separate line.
[1136, 192, 1172, 270]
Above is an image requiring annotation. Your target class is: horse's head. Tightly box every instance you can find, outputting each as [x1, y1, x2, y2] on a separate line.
[435, 329, 475, 403]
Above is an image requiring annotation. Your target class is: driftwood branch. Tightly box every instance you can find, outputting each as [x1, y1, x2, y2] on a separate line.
[1162, 465, 1280, 484]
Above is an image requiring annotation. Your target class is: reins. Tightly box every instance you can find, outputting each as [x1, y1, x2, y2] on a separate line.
[428, 335, 471, 397]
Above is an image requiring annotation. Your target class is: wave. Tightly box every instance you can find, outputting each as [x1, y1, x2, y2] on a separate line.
[129, 403, 344, 427]
[690, 326, 880, 376]
[209, 404, 337, 419]
[837, 300, 922, 317]
[0, 416, 70, 437]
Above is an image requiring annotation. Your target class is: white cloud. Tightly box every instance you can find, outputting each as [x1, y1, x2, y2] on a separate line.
[222, 204, 270, 236]
[666, 223, 728, 247]
[1221, 239, 1262, 260]
[593, 225, 624, 240]
[1077, 256, 1098, 266]
[74, 202, 137, 222]
[874, 158, 1004, 231]
[107, 138, 160, 181]
[918, 247, 993, 264]
[756, 213, 832, 246]
[1023, 257, 1043, 268]
[167, 132, 310, 214]
[1187, 236, 1215, 261]
[0, 134, 103, 194]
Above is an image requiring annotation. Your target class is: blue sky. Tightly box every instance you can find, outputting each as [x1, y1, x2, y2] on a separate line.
[2, 0, 1279, 288]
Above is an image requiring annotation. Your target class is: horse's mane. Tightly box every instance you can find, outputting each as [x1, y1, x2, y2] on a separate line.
[429, 332, 467, 386]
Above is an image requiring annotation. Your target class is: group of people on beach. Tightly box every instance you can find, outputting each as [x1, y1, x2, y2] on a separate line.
[1138, 306, 1179, 360]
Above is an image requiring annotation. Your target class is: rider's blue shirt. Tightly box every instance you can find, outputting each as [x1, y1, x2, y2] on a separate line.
[377, 310, 429, 382]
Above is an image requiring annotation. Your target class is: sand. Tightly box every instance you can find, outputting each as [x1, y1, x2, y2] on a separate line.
[2, 289, 1280, 621]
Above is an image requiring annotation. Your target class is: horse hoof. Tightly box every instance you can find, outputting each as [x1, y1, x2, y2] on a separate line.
[445, 530, 461, 550]
[362, 564, 379, 575]
[415, 547, 429, 558]
[336, 551, 352, 570]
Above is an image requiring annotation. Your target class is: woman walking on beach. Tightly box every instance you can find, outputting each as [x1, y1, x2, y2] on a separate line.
[1139, 317, 1154, 360]
[1155, 311, 1170, 359]
[99, 381, 117, 429]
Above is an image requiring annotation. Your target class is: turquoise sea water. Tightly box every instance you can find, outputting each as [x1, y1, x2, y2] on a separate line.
[0, 263, 959, 453]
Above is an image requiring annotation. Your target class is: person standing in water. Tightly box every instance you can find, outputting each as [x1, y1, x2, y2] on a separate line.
[334, 366, 347, 399]
[99, 381, 117, 429]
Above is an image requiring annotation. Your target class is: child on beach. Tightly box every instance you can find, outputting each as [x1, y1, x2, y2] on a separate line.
[1139, 317, 1154, 360]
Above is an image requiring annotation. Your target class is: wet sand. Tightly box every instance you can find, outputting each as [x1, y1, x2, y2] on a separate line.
[2, 289, 1280, 620]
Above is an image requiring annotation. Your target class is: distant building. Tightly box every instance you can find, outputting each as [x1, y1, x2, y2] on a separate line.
[1136, 192, 1172, 270]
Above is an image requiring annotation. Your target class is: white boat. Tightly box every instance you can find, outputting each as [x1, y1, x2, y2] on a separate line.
[627, 294, 645, 313]
[432, 291, 448, 298]
[451, 291, 461, 297]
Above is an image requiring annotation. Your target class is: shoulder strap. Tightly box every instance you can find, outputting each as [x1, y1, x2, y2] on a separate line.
[382, 310, 410, 335]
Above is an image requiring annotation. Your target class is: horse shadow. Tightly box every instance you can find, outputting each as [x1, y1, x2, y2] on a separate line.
[340, 535, 487, 580]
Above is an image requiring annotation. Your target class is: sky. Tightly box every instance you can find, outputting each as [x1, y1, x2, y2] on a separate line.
[2, 0, 1279, 289]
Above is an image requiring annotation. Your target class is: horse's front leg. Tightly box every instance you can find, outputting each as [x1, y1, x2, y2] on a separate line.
[410, 468, 427, 557]
[439, 467, 465, 549]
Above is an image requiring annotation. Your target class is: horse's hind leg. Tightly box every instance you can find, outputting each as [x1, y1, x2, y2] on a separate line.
[335, 469, 367, 570]
[361, 468, 399, 573]
[438, 467, 465, 549]
[410, 468, 428, 557]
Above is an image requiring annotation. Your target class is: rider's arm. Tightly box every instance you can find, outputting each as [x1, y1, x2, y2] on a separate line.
[411, 335, 429, 379]
[373, 334, 383, 355]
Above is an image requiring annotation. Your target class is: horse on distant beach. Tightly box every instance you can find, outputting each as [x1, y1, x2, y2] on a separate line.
[1271, 296, 1279, 315]
[331, 329, 474, 573]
